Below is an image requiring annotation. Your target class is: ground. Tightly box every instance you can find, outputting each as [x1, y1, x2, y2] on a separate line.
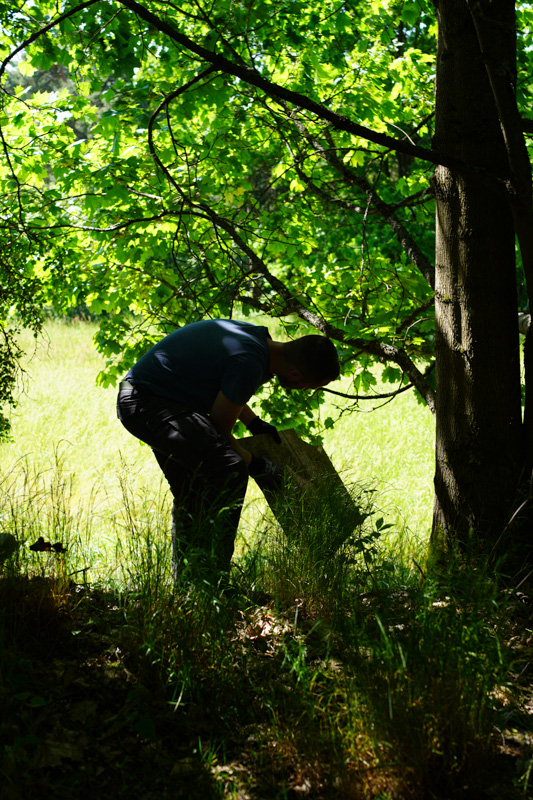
[2, 571, 533, 800]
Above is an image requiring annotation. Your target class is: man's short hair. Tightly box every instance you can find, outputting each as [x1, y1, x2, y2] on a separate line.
[283, 335, 340, 383]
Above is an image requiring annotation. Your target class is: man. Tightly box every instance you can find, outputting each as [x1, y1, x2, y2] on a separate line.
[117, 318, 339, 580]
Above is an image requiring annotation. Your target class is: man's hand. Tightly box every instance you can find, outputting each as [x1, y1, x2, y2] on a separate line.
[246, 417, 282, 444]
[249, 455, 284, 490]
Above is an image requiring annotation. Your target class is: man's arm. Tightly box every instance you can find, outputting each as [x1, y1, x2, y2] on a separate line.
[239, 405, 257, 427]
[240, 404, 281, 443]
[211, 392, 284, 489]
[210, 391, 252, 466]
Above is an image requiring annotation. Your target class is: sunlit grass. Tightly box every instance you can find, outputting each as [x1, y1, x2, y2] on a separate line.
[7, 322, 160, 490]
[325, 379, 434, 543]
[2, 318, 435, 572]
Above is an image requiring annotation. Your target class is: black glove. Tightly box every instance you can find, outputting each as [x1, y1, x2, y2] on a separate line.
[246, 416, 282, 444]
[249, 455, 284, 490]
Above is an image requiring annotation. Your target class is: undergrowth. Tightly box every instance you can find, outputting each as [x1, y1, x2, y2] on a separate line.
[0, 459, 531, 799]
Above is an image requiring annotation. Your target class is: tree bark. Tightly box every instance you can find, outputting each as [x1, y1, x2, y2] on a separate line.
[431, 0, 524, 545]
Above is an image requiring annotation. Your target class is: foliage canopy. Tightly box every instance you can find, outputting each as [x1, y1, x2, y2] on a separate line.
[0, 0, 456, 432]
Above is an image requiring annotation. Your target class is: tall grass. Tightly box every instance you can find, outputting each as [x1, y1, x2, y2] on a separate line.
[3, 320, 435, 563]
[0, 461, 517, 798]
[1, 320, 520, 799]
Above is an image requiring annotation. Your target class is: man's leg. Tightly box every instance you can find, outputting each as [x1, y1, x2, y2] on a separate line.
[117, 383, 248, 576]
[155, 450, 246, 580]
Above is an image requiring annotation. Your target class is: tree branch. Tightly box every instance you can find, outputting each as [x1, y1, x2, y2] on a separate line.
[190, 201, 437, 411]
[395, 297, 435, 335]
[127, 69, 439, 411]
[322, 382, 414, 401]
[118, 0, 484, 176]
[148, 104, 439, 412]
[0, 0, 101, 84]
[280, 112, 436, 289]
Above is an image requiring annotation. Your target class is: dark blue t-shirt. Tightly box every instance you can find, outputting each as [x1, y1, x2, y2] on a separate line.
[126, 319, 272, 412]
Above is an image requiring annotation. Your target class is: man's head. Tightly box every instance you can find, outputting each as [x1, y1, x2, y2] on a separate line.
[275, 335, 340, 390]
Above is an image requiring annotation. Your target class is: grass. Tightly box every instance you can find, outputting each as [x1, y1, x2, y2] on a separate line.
[0, 319, 530, 800]
[2, 320, 435, 563]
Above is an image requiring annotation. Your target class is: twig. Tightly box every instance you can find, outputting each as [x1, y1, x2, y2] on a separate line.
[488, 470, 533, 563]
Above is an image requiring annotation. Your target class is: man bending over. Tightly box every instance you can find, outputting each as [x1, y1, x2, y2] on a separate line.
[117, 318, 339, 580]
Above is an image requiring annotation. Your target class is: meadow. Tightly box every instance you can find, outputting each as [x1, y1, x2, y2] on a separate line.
[1, 319, 435, 573]
[0, 319, 530, 800]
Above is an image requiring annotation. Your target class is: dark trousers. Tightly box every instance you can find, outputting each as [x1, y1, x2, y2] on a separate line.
[117, 383, 248, 579]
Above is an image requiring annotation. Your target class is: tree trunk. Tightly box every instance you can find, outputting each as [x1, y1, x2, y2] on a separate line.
[431, 0, 524, 546]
